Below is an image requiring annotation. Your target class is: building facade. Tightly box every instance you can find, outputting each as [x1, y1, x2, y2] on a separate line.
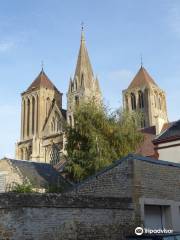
[15, 29, 102, 163]
[122, 66, 168, 134]
[153, 120, 180, 163]
[15, 69, 66, 163]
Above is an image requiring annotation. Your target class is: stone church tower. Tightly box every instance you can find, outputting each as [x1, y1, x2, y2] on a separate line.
[122, 66, 168, 134]
[67, 28, 102, 126]
[15, 69, 66, 163]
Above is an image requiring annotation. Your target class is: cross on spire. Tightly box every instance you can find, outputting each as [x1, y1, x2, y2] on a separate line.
[41, 60, 44, 71]
[81, 21, 84, 31]
[140, 54, 143, 67]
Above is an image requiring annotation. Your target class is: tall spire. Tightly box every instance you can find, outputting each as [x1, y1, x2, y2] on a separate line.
[73, 24, 94, 87]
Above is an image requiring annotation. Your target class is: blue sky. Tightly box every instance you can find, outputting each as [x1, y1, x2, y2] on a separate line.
[0, 0, 180, 158]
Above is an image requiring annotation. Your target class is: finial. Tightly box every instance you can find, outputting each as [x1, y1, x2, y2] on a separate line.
[140, 54, 143, 67]
[41, 60, 44, 71]
[81, 22, 85, 41]
[81, 21, 84, 31]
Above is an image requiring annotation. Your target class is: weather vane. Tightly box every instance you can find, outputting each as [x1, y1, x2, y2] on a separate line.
[140, 54, 143, 67]
[41, 60, 44, 70]
[81, 21, 84, 31]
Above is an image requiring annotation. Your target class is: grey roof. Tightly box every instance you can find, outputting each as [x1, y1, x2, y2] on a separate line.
[68, 154, 180, 191]
[0, 158, 71, 189]
[154, 119, 180, 143]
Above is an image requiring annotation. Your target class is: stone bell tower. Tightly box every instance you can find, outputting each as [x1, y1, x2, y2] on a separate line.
[67, 27, 102, 127]
[15, 68, 65, 162]
[122, 65, 168, 134]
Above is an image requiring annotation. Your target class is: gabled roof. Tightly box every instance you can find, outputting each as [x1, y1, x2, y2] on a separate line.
[0, 158, 71, 189]
[42, 100, 66, 132]
[26, 69, 59, 92]
[67, 154, 180, 193]
[73, 30, 94, 87]
[154, 119, 180, 143]
[128, 66, 158, 90]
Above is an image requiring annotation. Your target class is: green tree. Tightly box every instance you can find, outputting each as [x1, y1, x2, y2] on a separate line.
[65, 101, 144, 182]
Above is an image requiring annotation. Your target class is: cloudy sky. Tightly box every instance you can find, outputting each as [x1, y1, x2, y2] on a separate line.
[0, 0, 180, 158]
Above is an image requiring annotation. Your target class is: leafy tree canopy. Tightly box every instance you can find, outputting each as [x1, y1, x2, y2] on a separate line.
[65, 101, 144, 182]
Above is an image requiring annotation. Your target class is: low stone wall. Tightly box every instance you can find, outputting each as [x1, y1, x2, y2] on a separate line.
[0, 193, 138, 240]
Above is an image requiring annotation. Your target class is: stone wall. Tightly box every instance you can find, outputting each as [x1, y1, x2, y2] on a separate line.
[133, 159, 180, 201]
[68, 158, 134, 198]
[0, 193, 137, 240]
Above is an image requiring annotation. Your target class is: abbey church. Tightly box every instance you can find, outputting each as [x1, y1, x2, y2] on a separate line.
[15, 28, 169, 164]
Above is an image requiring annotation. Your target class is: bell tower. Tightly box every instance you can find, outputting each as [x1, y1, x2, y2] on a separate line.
[122, 66, 168, 134]
[16, 68, 63, 161]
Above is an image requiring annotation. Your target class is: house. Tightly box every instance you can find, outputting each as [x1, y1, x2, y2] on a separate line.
[153, 119, 180, 163]
[67, 154, 180, 231]
[0, 158, 71, 192]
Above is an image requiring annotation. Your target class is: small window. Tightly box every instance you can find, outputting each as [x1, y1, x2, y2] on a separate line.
[131, 93, 136, 110]
[75, 96, 79, 106]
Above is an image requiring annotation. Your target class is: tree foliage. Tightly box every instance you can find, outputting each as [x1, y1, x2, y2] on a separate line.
[65, 101, 144, 182]
[11, 182, 34, 193]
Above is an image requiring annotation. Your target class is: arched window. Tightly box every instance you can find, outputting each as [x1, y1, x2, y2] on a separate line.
[46, 98, 51, 117]
[69, 115, 72, 126]
[131, 93, 136, 110]
[27, 98, 30, 137]
[138, 91, 144, 109]
[20, 148, 23, 160]
[81, 74, 84, 87]
[159, 96, 161, 110]
[36, 95, 39, 133]
[32, 96, 35, 135]
[23, 100, 25, 138]
[75, 96, 79, 106]
[125, 95, 129, 110]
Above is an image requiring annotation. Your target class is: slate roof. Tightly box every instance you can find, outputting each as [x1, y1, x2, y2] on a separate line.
[128, 66, 158, 89]
[26, 69, 60, 93]
[154, 119, 180, 143]
[0, 158, 71, 189]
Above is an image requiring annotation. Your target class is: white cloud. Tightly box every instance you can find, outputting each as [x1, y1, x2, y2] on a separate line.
[0, 42, 14, 52]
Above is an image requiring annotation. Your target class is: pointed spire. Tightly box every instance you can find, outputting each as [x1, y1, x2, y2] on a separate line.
[128, 66, 158, 89]
[73, 24, 94, 88]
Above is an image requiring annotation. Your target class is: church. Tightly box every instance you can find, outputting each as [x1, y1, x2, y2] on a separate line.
[15, 28, 102, 164]
[15, 27, 169, 164]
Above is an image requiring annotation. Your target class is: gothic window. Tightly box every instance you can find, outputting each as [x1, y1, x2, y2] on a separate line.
[138, 91, 144, 109]
[23, 100, 25, 138]
[81, 74, 84, 86]
[125, 95, 129, 110]
[159, 95, 162, 110]
[131, 93, 136, 110]
[36, 95, 39, 133]
[20, 148, 23, 160]
[69, 115, 72, 126]
[75, 96, 79, 106]
[50, 143, 60, 166]
[46, 98, 51, 117]
[27, 98, 30, 137]
[32, 96, 35, 135]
